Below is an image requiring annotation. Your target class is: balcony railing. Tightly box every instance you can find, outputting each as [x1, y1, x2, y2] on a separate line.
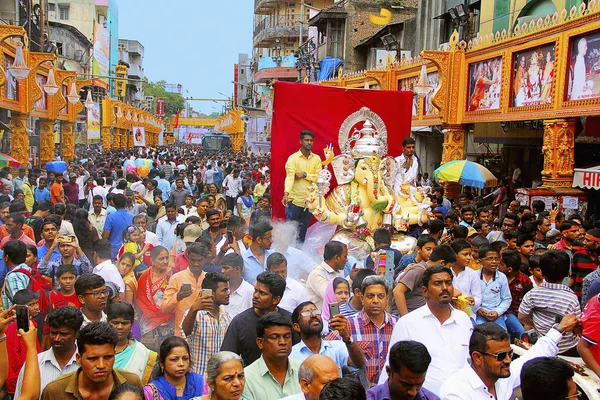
[253, 13, 307, 45]
[254, 0, 280, 13]
[127, 64, 144, 78]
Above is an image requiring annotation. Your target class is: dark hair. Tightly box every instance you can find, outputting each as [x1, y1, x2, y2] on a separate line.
[528, 254, 541, 270]
[452, 225, 468, 239]
[520, 357, 574, 400]
[469, 322, 509, 355]
[450, 238, 472, 254]
[5, 212, 24, 226]
[152, 337, 191, 380]
[430, 245, 457, 263]
[37, 201, 54, 213]
[226, 215, 245, 230]
[517, 234, 534, 247]
[361, 275, 388, 295]
[256, 271, 286, 299]
[422, 265, 453, 288]
[220, 253, 243, 271]
[428, 219, 445, 235]
[13, 289, 38, 305]
[150, 245, 168, 260]
[373, 228, 392, 245]
[3, 240, 26, 265]
[47, 305, 83, 331]
[93, 239, 113, 260]
[333, 277, 349, 293]
[107, 302, 135, 322]
[76, 322, 118, 355]
[531, 200, 546, 213]
[471, 235, 489, 248]
[388, 340, 432, 374]
[8, 200, 26, 213]
[300, 129, 315, 140]
[489, 240, 508, 254]
[501, 250, 522, 271]
[402, 137, 415, 147]
[417, 234, 436, 249]
[351, 269, 376, 293]
[25, 243, 37, 258]
[112, 194, 126, 209]
[504, 212, 520, 225]
[319, 377, 366, 400]
[73, 209, 95, 250]
[201, 271, 230, 291]
[74, 273, 105, 296]
[266, 252, 287, 270]
[56, 264, 78, 279]
[323, 241, 346, 261]
[117, 252, 136, 267]
[108, 384, 144, 400]
[291, 301, 315, 324]
[250, 221, 273, 241]
[256, 312, 292, 338]
[540, 250, 570, 282]
[206, 208, 221, 219]
[478, 244, 498, 259]
[187, 241, 210, 258]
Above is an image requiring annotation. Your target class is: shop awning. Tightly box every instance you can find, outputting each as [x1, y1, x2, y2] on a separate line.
[573, 164, 600, 189]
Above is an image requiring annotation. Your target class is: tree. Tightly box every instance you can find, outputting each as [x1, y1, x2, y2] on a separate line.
[142, 78, 185, 118]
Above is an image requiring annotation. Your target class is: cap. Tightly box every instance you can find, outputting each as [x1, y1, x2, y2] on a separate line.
[125, 188, 134, 196]
[69, 172, 77, 179]
[467, 227, 478, 237]
[546, 229, 561, 239]
[183, 224, 203, 243]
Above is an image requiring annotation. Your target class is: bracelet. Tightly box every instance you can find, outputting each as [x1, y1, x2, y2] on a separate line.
[0, 334, 6, 342]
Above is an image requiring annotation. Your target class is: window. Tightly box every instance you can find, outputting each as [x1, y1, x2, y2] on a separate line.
[329, 20, 343, 59]
[59, 5, 69, 20]
[48, 3, 55, 12]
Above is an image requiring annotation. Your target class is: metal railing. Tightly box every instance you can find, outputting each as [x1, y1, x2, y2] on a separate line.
[253, 13, 306, 39]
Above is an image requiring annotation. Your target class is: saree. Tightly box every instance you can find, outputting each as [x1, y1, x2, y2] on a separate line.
[144, 373, 205, 400]
[115, 340, 157, 385]
[136, 268, 173, 335]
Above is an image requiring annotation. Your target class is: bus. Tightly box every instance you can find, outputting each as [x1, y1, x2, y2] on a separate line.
[202, 132, 231, 152]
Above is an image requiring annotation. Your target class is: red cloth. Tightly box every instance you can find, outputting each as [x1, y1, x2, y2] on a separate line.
[582, 294, 600, 361]
[5, 321, 40, 394]
[270, 82, 414, 219]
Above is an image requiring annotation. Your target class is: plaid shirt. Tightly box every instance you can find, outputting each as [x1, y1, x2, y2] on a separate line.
[2, 264, 32, 309]
[330, 309, 397, 386]
[184, 306, 231, 377]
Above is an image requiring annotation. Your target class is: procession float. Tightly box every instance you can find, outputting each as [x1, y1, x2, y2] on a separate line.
[304, 107, 432, 260]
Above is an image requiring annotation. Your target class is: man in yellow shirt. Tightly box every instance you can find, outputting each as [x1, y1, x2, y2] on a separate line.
[22, 174, 35, 213]
[282, 130, 322, 243]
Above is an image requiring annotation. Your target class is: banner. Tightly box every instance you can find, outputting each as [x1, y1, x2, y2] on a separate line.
[158, 128, 164, 146]
[270, 81, 413, 219]
[178, 126, 208, 144]
[157, 98, 165, 119]
[87, 103, 101, 140]
[92, 21, 110, 90]
[133, 127, 146, 147]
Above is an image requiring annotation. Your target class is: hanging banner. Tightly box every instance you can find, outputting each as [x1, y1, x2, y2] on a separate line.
[157, 98, 165, 119]
[158, 128, 164, 146]
[92, 21, 110, 89]
[133, 127, 146, 147]
[87, 103, 101, 140]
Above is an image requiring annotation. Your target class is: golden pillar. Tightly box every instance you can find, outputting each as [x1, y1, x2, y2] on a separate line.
[115, 128, 122, 149]
[126, 129, 133, 149]
[440, 124, 466, 198]
[541, 119, 576, 188]
[61, 121, 74, 161]
[40, 119, 55, 165]
[102, 127, 111, 150]
[11, 113, 29, 168]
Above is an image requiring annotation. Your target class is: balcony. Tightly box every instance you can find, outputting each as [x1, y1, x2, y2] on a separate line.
[127, 64, 144, 79]
[254, 0, 280, 15]
[253, 13, 307, 48]
[254, 56, 298, 82]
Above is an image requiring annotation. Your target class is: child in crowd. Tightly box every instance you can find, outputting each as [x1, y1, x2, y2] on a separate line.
[398, 234, 437, 273]
[449, 239, 482, 319]
[476, 244, 512, 330]
[469, 235, 489, 270]
[499, 250, 532, 339]
[116, 252, 137, 305]
[528, 255, 544, 287]
[49, 264, 82, 309]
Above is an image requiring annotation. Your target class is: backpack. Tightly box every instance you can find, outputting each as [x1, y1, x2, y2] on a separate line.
[6, 267, 54, 317]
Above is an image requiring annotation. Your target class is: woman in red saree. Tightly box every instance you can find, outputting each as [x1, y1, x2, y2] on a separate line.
[136, 245, 173, 352]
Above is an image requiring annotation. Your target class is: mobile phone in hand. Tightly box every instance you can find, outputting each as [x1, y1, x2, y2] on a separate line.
[181, 283, 192, 292]
[15, 305, 29, 332]
[227, 230, 234, 244]
[329, 302, 340, 317]
[202, 289, 212, 298]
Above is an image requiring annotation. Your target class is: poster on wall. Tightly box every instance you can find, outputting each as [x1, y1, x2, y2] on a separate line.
[568, 31, 600, 101]
[467, 57, 502, 111]
[512, 44, 555, 107]
[425, 71, 440, 115]
[87, 103, 101, 140]
[133, 127, 146, 147]
[399, 76, 419, 116]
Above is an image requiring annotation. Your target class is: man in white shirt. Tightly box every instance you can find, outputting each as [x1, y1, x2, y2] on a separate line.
[393, 137, 419, 193]
[439, 315, 580, 400]
[220, 253, 254, 319]
[133, 213, 159, 247]
[305, 241, 347, 309]
[379, 265, 473, 395]
[272, 226, 316, 281]
[88, 196, 107, 236]
[87, 177, 109, 208]
[91, 239, 125, 295]
[266, 252, 309, 313]
[14, 305, 82, 397]
[281, 354, 340, 400]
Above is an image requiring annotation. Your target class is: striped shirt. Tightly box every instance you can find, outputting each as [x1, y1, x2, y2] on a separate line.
[330, 309, 397, 386]
[339, 297, 360, 318]
[14, 348, 78, 398]
[1, 264, 32, 310]
[570, 250, 598, 298]
[184, 306, 231, 377]
[519, 281, 581, 352]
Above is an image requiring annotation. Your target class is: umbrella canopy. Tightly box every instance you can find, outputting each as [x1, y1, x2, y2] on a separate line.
[0, 153, 21, 169]
[433, 160, 497, 189]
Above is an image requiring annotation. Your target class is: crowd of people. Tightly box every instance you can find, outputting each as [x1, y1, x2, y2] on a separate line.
[0, 138, 595, 400]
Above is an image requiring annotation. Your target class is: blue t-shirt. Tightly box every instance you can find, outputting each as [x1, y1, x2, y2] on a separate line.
[103, 209, 133, 259]
[34, 188, 51, 203]
[37, 245, 61, 263]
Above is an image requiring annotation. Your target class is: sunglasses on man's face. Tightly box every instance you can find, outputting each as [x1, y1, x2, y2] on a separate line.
[480, 349, 513, 362]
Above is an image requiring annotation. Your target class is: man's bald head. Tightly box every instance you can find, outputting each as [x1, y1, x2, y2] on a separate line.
[299, 354, 340, 400]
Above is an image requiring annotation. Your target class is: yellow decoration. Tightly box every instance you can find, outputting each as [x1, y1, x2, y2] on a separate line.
[369, 8, 392, 25]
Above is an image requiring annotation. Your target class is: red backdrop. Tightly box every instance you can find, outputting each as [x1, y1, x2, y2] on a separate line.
[270, 81, 414, 219]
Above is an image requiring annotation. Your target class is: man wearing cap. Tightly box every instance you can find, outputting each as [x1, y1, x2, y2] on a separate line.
[124, 188, 143, 216]
[174, 224, 204, 273]
[569, 228, 600, 299]
[546, 228, 561, 246]
[62, 172, 79, 206]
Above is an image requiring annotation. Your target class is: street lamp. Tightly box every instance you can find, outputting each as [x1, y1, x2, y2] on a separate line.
[66, 81, 80, 104]
[43, 66, 59, 96]
[84, 89, 95, 110]
[413, 64, 433, 98]
[7, 39, 30, 82]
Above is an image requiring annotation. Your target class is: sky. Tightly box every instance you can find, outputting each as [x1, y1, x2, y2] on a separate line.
[118, 0, 254, 115]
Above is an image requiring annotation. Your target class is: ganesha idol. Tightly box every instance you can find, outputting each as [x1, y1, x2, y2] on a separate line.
[305, 107, 432, 255]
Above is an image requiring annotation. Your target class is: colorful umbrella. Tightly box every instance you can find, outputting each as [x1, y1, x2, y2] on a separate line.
[0, 153, 21, 168]
[433, 160, 497, 189]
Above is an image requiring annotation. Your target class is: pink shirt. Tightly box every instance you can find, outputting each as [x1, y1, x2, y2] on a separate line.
[0, 232, 36, 249]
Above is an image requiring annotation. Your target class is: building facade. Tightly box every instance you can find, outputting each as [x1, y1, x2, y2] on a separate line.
[118, 39, 144, 107]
